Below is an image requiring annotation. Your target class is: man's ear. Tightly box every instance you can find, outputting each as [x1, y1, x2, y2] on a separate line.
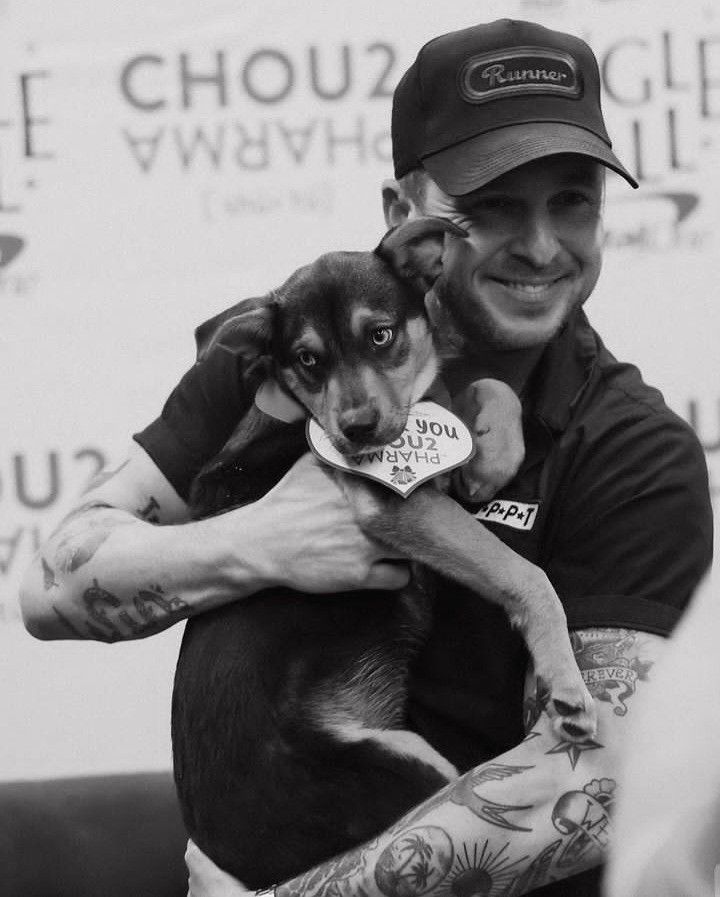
[195, 294, 276, 364]
[375, 216, 467, 295]
[381, 179, 413, 229]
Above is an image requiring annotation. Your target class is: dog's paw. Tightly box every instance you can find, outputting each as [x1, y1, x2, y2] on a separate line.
[452, 379, 525, 502]
[543, 677, 598, 743]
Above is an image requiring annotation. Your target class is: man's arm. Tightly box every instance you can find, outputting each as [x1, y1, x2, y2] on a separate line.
[187, 626, 666, 896]
[606, 582, 720, 897]
[19, 445, 410, 642]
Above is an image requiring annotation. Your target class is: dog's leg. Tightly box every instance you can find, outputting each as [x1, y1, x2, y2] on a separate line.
[342, 479, 596, 741]
[326, 720, 458, 782]
[451, 378, 526, 502]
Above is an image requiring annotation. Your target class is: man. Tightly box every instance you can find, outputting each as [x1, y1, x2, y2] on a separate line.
[20, 19, 712, 897]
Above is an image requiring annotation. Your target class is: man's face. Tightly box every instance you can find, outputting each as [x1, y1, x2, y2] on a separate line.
[413, 155, 605, 350]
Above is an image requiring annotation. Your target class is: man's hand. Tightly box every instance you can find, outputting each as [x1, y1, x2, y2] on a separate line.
[248, 452, 411, 594]
[451, 378, 524, 501]
[186, 840, 251, 897]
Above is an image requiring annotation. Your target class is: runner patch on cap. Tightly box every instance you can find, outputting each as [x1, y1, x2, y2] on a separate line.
[474, 498, 539, 531]
[459, 47, 582, 104]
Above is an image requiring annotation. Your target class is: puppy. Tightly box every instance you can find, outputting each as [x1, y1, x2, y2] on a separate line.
[171, 218, 595, 888]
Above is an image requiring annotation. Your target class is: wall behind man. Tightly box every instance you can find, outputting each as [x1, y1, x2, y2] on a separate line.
[1, 0, 718, 779]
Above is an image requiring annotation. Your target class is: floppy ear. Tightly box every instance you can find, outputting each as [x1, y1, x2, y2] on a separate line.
[194, 294, 276, 365]
[375, 216, 467, 294]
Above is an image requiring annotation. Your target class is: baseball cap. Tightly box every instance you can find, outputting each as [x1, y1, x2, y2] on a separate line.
[392, 19, 638, 194]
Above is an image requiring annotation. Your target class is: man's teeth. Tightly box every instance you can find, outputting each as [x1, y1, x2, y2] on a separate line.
[501, 280, 558, 294]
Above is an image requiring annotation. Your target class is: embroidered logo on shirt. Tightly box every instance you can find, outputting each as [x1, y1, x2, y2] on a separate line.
[474, 499, 539, 531]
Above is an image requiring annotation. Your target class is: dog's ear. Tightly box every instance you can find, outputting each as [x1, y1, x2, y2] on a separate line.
[195, 295, 276, 364]
[375, 217, 467, 294]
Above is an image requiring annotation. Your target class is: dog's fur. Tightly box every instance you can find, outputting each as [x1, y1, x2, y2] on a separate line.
[171, 219, 595, 887]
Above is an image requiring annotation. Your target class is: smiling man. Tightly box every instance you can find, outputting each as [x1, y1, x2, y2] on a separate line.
[20, 18, 712, 897]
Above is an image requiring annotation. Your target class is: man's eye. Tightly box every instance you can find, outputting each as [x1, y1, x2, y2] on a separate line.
[553, 190, 593, 208]
[370, 326, 394, 347]
[296, 350, 317, 367]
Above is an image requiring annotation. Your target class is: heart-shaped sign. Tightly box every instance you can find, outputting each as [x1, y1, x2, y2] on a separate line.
[306, 401, 475, 497]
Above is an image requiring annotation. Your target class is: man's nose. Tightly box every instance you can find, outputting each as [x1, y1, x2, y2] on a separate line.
[509, 212, 561, 268]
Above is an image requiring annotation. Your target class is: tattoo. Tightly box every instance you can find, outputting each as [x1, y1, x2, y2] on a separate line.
[137, 496, 161, 523]
[76, 580, 189, 641]
[523, 677, 550, 734]
[451, 777, 533, 832]
[83, 459, 129, 493]
[42, 557, 58, 590]
[50, 604, 84, 638]
[450, 841, 528, 897]
[277, 841, 377, 897]
[51, 501, 116, 537]
[82, 578, 122, 639]
[134, 583, 189, 621]
[572, 629, 653, 716]
[445, 764, 534, 833]
[507, 840, 562, 896]
[399, 763, 533, 833]
[374, 827, 454, 896]
[52, 502, 126, 573]
[471, 764, 534, 786]
[545, 736, 604, 771]
[551, 777, 615, 869]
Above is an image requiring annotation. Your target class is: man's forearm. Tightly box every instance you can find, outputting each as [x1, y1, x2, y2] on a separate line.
[275, 725, 614, 897]
[19, 502, 269, 641]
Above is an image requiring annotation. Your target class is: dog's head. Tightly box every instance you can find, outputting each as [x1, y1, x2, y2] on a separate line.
[202, 217, 466, 454]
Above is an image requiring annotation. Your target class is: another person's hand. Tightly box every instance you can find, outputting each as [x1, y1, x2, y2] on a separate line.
[243, 452, 411, 594]
[186, 840, 252, 897]
[452, 378, 525, 501]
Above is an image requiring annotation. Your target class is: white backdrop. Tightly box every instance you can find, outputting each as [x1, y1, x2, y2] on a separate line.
[1, 0, 718, 779]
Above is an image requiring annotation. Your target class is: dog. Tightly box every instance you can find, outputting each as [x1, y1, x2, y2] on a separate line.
[171, 217, 596, 888]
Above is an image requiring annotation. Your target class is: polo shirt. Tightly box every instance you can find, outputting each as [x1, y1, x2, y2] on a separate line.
[134, 303, 712, 897]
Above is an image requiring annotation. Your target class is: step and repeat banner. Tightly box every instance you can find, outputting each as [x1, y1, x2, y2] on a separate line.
[1, 0, 718, 778]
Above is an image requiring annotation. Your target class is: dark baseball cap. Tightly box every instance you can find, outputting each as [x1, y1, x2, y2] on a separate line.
[392, 18, 638, 194]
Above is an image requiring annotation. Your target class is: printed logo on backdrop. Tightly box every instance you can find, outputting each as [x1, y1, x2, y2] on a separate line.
[599, 28, 720, 252]
[118, 43, 401, 223]
[0, 447, 108, 622]
[0, 47, 55, 296]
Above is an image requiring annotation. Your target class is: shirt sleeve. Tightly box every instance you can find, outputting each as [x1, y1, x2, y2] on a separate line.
[543, 399, 713, 636]
[133, 302, 261, 502]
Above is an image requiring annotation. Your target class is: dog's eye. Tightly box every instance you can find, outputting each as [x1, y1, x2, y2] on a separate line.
[370, 326, 394, 347]
[296, 350, 317, 367]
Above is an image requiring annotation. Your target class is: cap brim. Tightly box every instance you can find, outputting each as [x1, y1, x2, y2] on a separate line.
[422, 122, 638, 194]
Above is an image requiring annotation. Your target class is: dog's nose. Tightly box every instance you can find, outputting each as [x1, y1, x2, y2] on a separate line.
[338, 407, 380, 443]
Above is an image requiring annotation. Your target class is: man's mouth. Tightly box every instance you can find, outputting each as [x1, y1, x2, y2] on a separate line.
[490, 275, 569, 298]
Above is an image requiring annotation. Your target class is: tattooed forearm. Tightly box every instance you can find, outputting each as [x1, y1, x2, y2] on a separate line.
[51, 502, 130, 574]
[550, 777, 615, 870]
[374, 827, 454, 896]
[77, 579, 190, 642]
[398, 763, 535, 833]
[572, 628, 654, 717]
[276, 840, 379, 897]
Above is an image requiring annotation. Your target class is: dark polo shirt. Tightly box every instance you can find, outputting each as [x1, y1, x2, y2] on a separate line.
[135, 305, 712, 897]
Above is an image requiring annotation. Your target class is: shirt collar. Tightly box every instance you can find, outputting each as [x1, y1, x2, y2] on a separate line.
[524, 309, 600, 433]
